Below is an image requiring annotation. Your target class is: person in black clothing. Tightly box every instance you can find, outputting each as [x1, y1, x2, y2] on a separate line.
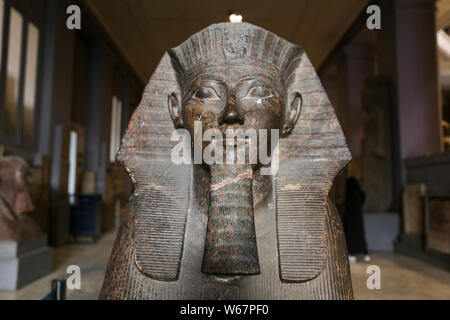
[343, 177, 371, 262]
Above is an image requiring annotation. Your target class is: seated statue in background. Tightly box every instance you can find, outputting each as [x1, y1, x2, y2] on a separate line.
[100, 22, 353, 299]
[0, 156, 43, 241]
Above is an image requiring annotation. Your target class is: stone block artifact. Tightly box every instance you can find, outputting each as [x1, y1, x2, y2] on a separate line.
[0, 156, 42, 241]
[100, 22, 353, 299]
[0, 156, 53, 290]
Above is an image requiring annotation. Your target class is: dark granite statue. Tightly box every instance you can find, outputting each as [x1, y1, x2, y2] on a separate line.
[0, 156, 42, 241]
[100, 22, 353, 299]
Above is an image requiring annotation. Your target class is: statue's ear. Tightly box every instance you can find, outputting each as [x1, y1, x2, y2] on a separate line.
[281, 91, 302, 134]
[276, 50, 351, 282]
[168, 92, 184, 128]
[117, 52, 191, 281]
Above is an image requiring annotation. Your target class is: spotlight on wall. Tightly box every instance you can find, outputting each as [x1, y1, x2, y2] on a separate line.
[229, 13, 243, 23]
[437, 30, 450, 58]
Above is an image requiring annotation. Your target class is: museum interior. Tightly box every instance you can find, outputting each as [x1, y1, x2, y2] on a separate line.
[0, 0, 449, 300]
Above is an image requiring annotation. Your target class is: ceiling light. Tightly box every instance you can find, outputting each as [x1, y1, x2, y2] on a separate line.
[229, 13, 243, 23]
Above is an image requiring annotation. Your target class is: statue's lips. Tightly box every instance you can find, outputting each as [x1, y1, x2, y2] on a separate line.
[203, 138, 258, 164]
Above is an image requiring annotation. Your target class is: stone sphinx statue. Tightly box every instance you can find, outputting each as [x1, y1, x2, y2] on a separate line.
[0, 156, 42, 241]
[0, 155, 52, 290]
[100, 23, 353, 299]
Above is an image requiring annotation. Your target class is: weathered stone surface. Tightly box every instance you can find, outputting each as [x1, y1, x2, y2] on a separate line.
[0, 156, 52, 290]
[0, 156, 43, 242]
[403, 183, 426, 236]
[427, 198, 450, 255]
[361, 77, 393, 212]
[100, 22, 353, 299]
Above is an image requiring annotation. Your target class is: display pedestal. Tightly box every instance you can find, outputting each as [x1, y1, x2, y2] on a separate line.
[0, 236, 53, 290]
[70, 194, 102, 243]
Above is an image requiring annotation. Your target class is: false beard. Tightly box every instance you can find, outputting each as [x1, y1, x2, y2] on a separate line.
[201, 163, 260, 275]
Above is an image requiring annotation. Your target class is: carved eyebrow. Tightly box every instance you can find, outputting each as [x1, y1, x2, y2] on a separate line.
[187, 73, 227, 84]
[201, 79, 226, 86]
[183, 76, 226, 94]
[237, 76, 283, 95]
[239, 75, 270, 82]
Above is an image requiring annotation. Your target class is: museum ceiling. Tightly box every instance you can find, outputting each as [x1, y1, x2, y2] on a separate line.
[83, 0, 370, 82]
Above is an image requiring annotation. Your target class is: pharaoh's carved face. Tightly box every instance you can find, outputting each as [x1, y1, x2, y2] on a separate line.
[167, 60, 302, 276]
[183, 64, 282, 135]
[168, 61, 302, 168]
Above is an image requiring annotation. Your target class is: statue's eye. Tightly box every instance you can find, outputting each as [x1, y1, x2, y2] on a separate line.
[192, 87, 220, 100]
[245, 86, 273, 99]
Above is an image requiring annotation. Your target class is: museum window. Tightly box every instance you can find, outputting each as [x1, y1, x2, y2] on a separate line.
[0, 3, 40, 148]
[109, 96, 122, 162]
[4, 7, 23, 137]
[68, 130, 78, 204]
[22, 22, 39, 144]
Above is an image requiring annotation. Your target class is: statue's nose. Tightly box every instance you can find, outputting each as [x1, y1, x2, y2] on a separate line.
[219, 96, 245, 126]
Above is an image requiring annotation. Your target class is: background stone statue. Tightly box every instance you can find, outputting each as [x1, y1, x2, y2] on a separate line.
[100, 22, 353, 299]
[0, 156, 42, 241]
[0, 155, 52, 290]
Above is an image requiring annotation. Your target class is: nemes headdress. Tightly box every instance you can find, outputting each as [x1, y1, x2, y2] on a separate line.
[118, 23, 351, 282]
[169, 23, 302, 82]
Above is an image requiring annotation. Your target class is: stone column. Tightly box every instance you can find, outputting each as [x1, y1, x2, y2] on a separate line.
[343, 44, 375, 160]
[35, 0, 75, 165]
[377, 0, 441, 210]
[395, 0, 441, 161]
[83, 39, 107, 196]
[394, 0, 443, 253]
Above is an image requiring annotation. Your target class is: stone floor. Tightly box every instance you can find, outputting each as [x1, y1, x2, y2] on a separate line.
[0, 229, 449, 300]
[350, 252, 450, 299]
[0, 231, 116, 300]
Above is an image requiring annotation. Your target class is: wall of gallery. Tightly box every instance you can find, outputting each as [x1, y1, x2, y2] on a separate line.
[319, 0, 449, 267]
[0, 0, 143, 247]
[0, 0, 448, 271]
